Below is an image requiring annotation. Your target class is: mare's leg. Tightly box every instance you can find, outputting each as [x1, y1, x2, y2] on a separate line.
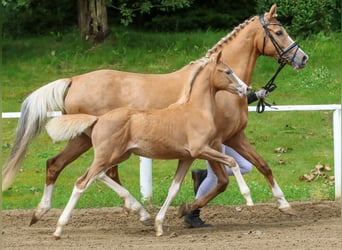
[105, 166, 122, 185]
[199, 146, 251, 205]
[155, 159, 194, 236]
[31, 134, 92, 225]
[226, 132, 291, 212]
[179, 145, 251, 216]
[179, 160, 227, 217]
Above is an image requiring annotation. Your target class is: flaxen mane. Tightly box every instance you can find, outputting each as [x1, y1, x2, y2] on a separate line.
[170, 57, 210, 106]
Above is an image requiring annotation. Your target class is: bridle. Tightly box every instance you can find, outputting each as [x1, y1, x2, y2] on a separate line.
[259, 15, 299, 64]
[256, 15, 300, 113]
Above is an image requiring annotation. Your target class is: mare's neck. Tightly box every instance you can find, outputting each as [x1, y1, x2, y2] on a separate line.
[214, 19, 261, 84]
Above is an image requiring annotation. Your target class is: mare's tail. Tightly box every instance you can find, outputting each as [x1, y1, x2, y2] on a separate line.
[2, 79, 71, 191]
[46, 114, 98, 143]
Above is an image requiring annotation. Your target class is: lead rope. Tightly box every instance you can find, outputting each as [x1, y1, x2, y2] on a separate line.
[256, 61, 286, 113]
[257, 15, 301, 113]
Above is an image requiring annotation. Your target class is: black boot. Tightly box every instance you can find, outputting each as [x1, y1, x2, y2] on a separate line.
[183, 209, 211, 228]
[191, 169, 207, 194]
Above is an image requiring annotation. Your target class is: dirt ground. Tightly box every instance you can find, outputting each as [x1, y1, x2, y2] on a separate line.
[2, 201, 341, 250]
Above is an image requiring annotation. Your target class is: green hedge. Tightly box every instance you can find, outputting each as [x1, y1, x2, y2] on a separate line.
[255, 0, 340, 36]
[2, 0, 340, 38]
[137, 0, 256, 31]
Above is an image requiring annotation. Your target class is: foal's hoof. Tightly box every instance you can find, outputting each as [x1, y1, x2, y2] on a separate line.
[52, 233, 61, 240]
[123, 207, 131, 216]
[154, 222, 163, 237]
[178, 202, 191, 218]
[279, 206, 296, 216]
[140, 218, 154, 226]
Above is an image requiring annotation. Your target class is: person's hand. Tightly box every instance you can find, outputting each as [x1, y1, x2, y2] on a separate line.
[255, 88, 269, 99]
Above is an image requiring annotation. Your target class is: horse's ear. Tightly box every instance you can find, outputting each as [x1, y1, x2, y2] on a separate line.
[268, 4, 277, 18]
[216, 51, 222, 64]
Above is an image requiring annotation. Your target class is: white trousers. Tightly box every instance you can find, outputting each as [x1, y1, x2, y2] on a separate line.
[195, 145, 252, 199]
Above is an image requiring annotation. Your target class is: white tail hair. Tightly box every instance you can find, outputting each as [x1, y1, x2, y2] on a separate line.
[46, 114, 98, 142]
[2, 79, 70, 191]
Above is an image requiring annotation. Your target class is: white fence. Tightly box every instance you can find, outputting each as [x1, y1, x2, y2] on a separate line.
[2, 104, 341, 201]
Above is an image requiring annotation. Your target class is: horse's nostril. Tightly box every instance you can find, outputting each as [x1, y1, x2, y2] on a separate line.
[302, 55, 308, 63]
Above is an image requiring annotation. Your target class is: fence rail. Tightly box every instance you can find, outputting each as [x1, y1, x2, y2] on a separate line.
[2, 104, 341, 201]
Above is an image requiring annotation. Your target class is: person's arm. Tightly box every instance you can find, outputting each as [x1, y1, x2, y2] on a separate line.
[247, 89, 269, 104]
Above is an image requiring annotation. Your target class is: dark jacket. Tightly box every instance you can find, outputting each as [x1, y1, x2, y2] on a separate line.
[247, 92, 258, 104]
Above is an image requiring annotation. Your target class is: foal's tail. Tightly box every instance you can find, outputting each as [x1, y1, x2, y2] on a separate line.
[2, 79, 71, 191]
[46, 114, 98, 142]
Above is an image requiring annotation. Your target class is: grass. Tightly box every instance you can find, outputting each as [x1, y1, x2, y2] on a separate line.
[1, 27, 341, 210]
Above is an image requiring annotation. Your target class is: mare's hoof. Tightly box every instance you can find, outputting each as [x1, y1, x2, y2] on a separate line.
[29, 214, 39, 226]
[178, 202, 191, 218]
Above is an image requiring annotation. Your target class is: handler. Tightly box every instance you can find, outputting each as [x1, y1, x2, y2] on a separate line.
[184, 88, 269, 227]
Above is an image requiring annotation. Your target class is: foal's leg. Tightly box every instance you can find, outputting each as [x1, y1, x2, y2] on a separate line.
[98, 173, 152, 225]
[31, 134, 92, 225]
[155, 159, 194, 237]
[53, 168, 152, 240]
[226, 132, 291, 212]
[53, 167, 98, 239]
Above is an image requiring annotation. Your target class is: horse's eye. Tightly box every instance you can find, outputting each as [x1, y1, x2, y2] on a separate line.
[275, 30, 283, 36]
[225, 69, 232, 75]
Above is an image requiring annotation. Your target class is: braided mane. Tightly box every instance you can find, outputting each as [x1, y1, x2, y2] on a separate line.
[205, 16, 257, 58]
[175, 16, 257, 105]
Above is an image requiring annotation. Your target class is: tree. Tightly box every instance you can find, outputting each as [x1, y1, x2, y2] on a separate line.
[109, 0, 195, 26]
[76, 0, 194, 42]
[77, 0, 109, 42]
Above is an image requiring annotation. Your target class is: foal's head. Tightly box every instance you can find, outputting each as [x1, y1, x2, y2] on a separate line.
[211, 52, 248, 97]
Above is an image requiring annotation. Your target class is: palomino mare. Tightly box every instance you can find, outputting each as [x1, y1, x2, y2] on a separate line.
[2, 4, 308, 223]
[46, 53, 249, 238]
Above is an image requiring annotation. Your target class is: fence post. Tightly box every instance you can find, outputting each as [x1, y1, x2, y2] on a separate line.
[139, 157, 152, 202]
[333, 108, 341, 200]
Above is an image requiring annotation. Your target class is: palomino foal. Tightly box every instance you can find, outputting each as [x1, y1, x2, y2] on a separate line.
[46, 53, 249, 238]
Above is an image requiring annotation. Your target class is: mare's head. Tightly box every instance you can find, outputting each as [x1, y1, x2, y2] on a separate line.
[211, 52, 248, 97]
[256, 4, 308, 70]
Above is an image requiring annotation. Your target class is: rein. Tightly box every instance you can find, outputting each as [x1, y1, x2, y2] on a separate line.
[259, 15, 299, 64]
[256, 61, 285, 113]
[256, 15, 299, 113]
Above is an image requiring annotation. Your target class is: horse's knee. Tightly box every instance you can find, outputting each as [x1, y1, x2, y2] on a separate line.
[263, 165, 273, 176]
[258, 163, 275, 185]
[46, 157, 63, 184]
[106, 166, 122, 185]
[217, 177, 228, 193]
